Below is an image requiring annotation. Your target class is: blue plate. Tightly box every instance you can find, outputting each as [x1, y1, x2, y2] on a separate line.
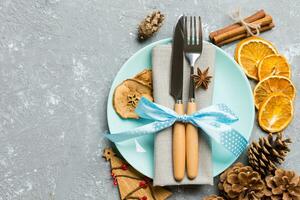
[107, 38, 254, 178]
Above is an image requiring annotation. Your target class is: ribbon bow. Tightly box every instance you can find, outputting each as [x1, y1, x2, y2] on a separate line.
[106, 97, 248, 157]
[229, 8, 261, 36]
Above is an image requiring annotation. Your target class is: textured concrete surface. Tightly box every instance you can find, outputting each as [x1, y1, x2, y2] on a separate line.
[0, 0, 299, 199]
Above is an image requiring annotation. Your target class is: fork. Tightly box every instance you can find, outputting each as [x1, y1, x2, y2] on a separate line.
[183, 16, 203, 179]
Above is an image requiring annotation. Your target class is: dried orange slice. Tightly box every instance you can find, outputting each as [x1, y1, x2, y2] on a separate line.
[254, 76, 296, 109]
[258, 54, 290, 80]
[258, 93, 293, 132]
[234, 36, 278, 80]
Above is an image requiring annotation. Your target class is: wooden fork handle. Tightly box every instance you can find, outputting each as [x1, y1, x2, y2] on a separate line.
[173, 102, 186, 182]
[186, 101, 199, 179]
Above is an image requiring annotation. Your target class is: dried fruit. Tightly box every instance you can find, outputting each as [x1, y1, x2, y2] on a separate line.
[253, 75, 295, 109]
[113, 79, 153, 119]
[258, 54, 290, 81]
[234, 36, 278, 80]
[127, 94, 140, 108]
[248, 133, 291, 176]
[258, 94, 294, 132]
[138, 11, 165, 40]
[133, 69, 153, 88]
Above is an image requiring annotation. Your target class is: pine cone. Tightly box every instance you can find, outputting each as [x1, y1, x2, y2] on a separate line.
[218, 162, 265, 200]
[203, 194, 224, 200]
[264, 168, 300, 200]
[138, 11, 164, 40]
[248, 133, 291, 176]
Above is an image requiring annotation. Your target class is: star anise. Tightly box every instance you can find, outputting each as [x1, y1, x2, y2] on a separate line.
[192, 67, 212, 89]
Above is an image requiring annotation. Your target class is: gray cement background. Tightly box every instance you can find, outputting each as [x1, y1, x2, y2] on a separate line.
[0, 0, 300, 199]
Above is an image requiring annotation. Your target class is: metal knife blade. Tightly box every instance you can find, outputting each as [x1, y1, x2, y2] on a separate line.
[170, 16, 184, 101]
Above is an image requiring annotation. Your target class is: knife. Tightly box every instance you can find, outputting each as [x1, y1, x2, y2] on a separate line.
[170, 16, 185, 182]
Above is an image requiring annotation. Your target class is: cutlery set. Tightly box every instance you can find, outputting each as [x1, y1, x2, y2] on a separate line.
[107, 11, 253, 187]
[171, 16, 203, 181]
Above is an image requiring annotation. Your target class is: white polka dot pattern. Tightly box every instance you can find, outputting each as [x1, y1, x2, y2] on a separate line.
[217, 104, 237, 118]
[220, 130, 248, 156]
[106, 97, 248, 158]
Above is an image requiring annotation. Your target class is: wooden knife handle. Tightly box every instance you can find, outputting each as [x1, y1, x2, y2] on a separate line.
[173, 102, 186, 182]
[186, 101, 199, 179]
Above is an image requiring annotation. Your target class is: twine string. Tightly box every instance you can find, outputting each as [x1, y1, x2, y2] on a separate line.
[112, 166, 157, 200]
[229, 8, 261, 36]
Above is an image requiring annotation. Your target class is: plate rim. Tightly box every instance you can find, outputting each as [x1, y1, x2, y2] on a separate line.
[107, 38, 254, 178]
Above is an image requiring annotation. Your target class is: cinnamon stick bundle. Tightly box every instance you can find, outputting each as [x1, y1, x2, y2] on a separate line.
[209, 10, 275, 46]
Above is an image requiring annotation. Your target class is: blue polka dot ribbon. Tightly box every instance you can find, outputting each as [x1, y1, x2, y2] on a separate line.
[106, 97, 248, 157]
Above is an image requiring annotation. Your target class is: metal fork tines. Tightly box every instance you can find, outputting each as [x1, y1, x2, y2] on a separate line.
[183, 16, 203, 100]
[182, 15, 203, 180]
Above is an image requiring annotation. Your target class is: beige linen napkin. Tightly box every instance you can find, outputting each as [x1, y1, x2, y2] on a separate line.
[152, 43, 215, 186]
